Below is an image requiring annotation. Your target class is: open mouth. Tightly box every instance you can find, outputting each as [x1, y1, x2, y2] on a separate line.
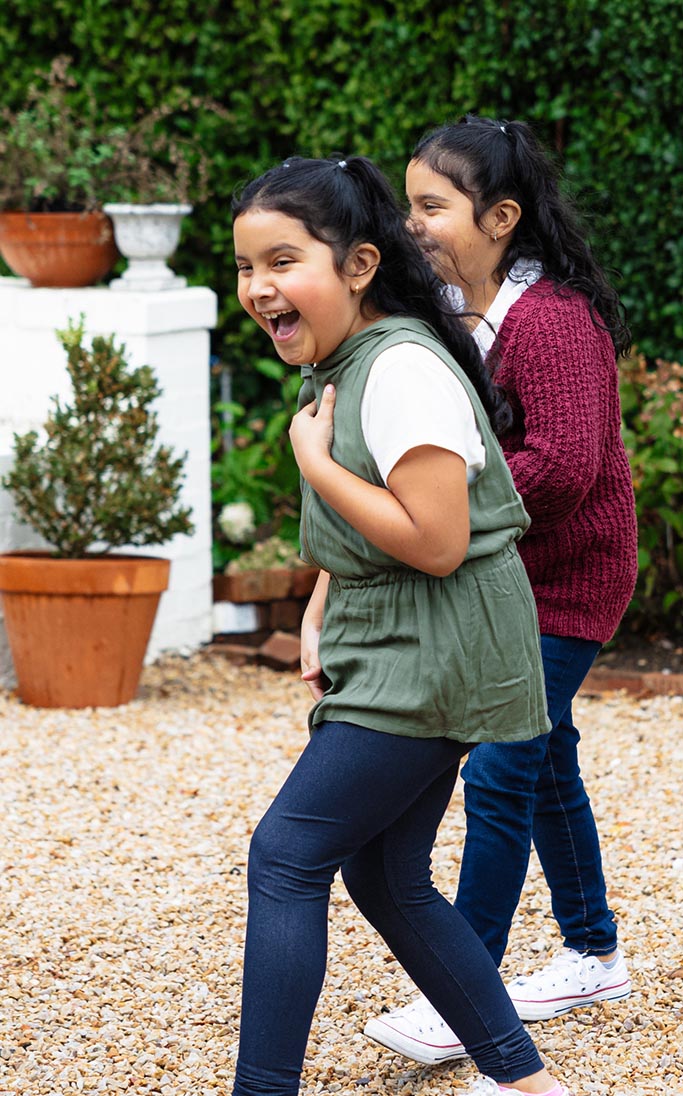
[261, 309, 300, 340]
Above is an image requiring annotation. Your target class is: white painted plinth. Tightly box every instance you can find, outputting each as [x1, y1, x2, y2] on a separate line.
[0, 276, 217, 690]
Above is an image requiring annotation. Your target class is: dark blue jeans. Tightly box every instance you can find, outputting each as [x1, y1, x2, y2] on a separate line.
[456, 634, 616, 967]
[233, 721, 543, 1096]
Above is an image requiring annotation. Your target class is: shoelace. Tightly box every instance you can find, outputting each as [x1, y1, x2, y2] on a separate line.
[511, 949, 590, 989]
[390, 994, 459, 1038]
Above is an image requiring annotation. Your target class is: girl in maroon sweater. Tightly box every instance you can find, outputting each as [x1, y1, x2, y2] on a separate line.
[364, 116, 638, 1072]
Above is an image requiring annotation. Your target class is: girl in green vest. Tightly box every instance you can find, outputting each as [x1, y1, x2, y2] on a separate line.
[230, 154, 570, 1096]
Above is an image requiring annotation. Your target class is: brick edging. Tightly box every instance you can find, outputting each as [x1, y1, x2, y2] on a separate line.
[580, 667, 683, 698]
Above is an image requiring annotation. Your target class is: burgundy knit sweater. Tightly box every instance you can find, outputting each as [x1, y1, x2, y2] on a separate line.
[491, 278, 638, 643]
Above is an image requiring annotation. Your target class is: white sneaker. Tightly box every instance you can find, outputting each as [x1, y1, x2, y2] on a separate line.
[363, 993, 467, 1064]
[461, 1079, 571, 1096]
[507, 947, 631, 1020]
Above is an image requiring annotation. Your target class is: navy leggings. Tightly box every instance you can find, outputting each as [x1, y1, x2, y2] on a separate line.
[232, 721, 543, 1096]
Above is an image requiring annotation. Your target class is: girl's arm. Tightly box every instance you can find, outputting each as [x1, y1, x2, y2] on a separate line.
[300, 569, 330, 700]
[500, 295, 611, 531]
[290, 385, 470, 577]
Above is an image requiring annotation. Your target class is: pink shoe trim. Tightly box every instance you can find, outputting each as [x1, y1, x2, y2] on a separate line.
[497, 1084, 565, 1096]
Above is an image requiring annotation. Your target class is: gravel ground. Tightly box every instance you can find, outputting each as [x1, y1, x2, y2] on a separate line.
[0, 651, 681, 1096]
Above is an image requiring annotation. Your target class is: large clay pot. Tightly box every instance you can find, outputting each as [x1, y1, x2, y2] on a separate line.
[0, 552, 170, 708]
[0, 210, 119, 288]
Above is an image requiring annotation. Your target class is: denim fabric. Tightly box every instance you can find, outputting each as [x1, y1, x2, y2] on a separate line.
[456, 634, 616, 966]
[233, 721, 543, 1096]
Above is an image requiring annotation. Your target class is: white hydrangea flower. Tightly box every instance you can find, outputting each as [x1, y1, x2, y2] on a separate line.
[218, 501, 256, 544]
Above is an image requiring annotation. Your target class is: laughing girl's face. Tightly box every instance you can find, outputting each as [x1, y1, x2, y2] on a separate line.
[234, 208, 371, 366]
[405, 158, 495, 292]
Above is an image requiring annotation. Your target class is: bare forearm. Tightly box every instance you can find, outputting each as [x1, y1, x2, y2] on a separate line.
[306, 455, 466, 576]
[303, 570, 330, 629]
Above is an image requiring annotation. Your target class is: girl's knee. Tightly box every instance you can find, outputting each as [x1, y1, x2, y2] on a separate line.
[342, 847, 380, 915]
[248, 809, 339, 902]
[247, 813, 281, 887]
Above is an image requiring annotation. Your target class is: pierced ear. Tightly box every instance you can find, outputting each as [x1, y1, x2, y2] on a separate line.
[489, 199, 522, 240]
[345, 242, 381, 290]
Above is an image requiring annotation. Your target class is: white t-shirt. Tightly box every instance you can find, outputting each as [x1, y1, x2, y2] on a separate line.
[360, 342, 486, 486]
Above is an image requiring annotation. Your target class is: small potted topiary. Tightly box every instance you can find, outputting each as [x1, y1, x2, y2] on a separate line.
[0, 317, 194, 708]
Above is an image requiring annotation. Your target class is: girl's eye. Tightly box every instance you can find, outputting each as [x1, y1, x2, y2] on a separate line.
[236, 264, 252, 274]
[273, 258, 293, 268]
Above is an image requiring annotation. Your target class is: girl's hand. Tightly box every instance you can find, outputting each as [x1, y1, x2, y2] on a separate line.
[301, 651, 328, 701]
[289, 385, 336, 480]
[300, 571, 330, 701]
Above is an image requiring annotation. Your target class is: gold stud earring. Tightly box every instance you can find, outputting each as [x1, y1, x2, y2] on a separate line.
[352, 284, 361, 294]
[492, 230, 498, 242]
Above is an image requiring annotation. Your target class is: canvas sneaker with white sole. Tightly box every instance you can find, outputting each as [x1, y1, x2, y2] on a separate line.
[364, 993, 467, 1065]
[507, 947, 631, 1021]
[461, 1078, 572, 1096]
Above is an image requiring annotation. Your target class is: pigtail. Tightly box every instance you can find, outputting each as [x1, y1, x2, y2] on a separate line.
[340, 157, 513, 435]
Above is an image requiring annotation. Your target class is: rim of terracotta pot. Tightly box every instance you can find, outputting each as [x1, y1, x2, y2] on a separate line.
[0, 552, 170, 596]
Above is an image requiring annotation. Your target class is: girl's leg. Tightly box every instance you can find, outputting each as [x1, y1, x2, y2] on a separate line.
[532, 639, 617, 955]
[455, 634, 605, 964]
[234, 722, 478, 1096]
[455, 734, 550, 967]
[343, 769, 544, 1084]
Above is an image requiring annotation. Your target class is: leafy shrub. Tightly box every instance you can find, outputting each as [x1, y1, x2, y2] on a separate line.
[211, 357, 300, 570]
[0, 55, 223, 212]
[620, 354, 683, 632]
[2, 318, 194, 558]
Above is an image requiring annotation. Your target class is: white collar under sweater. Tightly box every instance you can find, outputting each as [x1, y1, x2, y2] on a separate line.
[445, 260, 543, 358]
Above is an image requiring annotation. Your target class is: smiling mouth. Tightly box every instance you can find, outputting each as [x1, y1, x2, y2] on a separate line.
[261, 309, 300, 340]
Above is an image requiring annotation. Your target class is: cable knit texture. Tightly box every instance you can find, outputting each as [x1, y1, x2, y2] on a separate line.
[492, 278, 638, 643]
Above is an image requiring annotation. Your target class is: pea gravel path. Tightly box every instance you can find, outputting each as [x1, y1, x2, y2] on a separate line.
[0, 652, 681, 1096]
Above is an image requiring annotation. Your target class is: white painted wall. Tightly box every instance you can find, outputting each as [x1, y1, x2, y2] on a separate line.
[0, 276, 217, 688]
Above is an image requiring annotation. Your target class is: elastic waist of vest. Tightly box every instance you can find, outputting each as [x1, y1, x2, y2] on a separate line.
[333, 542, 518, 591]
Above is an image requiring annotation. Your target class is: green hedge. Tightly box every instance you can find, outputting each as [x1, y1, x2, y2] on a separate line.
[2, 0, 682, 368]
[620, 354, 683, 633]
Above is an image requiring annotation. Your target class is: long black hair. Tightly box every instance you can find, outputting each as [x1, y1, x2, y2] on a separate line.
[412, 116, 630, 357]
[232, 155, 512, 434]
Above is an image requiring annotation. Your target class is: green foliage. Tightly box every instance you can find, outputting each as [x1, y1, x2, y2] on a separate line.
[1, 0, 680, 359]
[226, 535, 310, 574]
[620, 354, 683, 632]
[211, 357, 301, 570]
[2, 318, 194, 558]
[0, 56, 223, 210]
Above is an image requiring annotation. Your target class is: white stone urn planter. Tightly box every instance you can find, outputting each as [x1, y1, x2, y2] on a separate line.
[103, 203, 192, 291]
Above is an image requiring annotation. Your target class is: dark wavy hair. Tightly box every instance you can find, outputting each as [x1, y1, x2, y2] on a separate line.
[412, 115, 630, 357]
[232, 154, 512, 434]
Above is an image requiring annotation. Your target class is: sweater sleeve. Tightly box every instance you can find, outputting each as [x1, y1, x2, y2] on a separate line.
[498, 292, 614, 533]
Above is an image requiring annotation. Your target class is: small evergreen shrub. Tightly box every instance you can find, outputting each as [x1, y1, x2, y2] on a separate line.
[3, 318, 194, 558]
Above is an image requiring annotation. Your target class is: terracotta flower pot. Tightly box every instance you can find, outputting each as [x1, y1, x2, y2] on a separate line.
[0, 210, 119, 287]
[0, 552, 170, 708]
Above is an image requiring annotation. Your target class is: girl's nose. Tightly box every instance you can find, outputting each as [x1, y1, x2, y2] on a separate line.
[248, 272, 274, 301]
[406, 213, 423, 237]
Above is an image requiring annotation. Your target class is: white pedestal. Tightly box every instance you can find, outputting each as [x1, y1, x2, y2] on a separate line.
[0, 276, 217, 689]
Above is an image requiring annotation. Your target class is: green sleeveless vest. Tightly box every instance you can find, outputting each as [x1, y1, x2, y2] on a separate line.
[298, 316, 549, 743]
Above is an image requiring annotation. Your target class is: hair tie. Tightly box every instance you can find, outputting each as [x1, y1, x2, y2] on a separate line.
[499, 124, 507, 134]
[337, 160, 348, 170]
